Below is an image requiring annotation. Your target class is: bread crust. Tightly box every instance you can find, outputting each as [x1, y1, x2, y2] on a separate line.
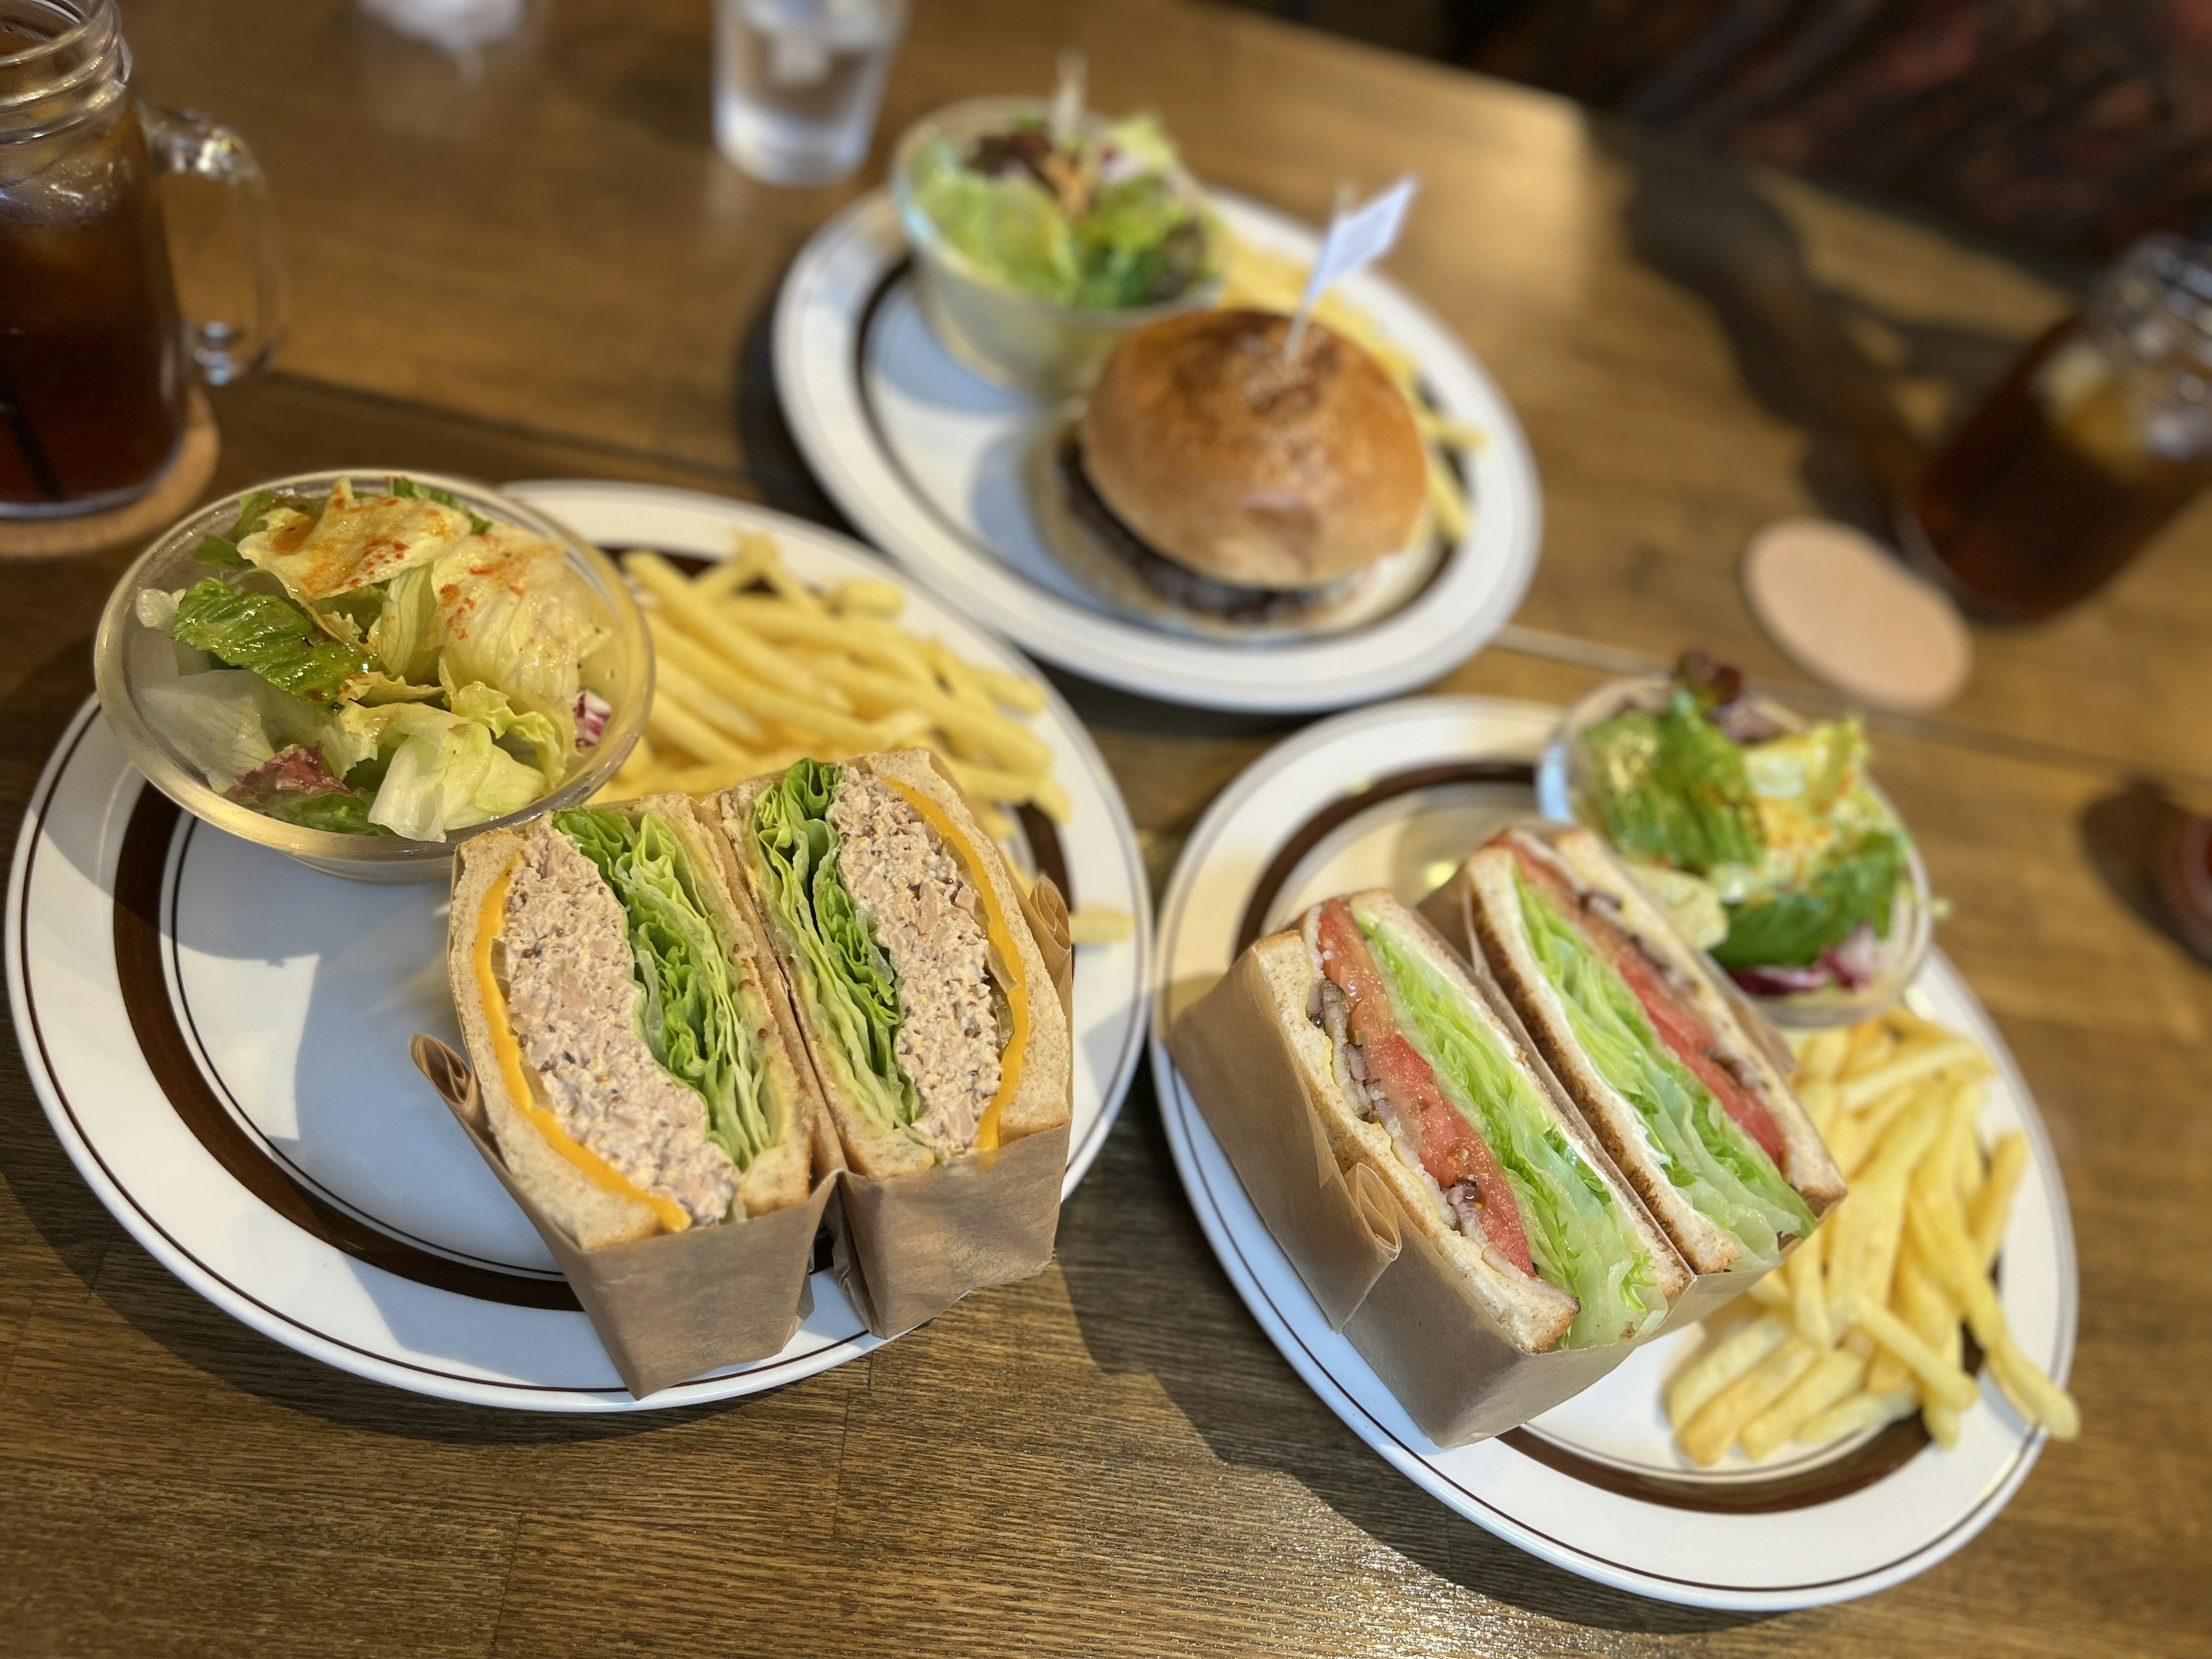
[1077, 309, 1426, 590]
[1280, 891, 1685, 1351]
[713, 751, 1072, 1183]
[1460, 829, 1845, 1277]
[444, 798, 825, 1248]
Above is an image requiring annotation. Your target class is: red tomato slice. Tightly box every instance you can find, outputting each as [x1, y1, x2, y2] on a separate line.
[1316, 900, 1535, 1275]
[1502, 842, 1790, 1168]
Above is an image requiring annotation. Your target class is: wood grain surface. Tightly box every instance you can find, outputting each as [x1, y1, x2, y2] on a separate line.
[3, 2, 2208, 1654]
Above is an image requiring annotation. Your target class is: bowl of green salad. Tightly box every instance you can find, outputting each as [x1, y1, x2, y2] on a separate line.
[94, 471, 649, 882]
[891, 97, 1221, 396]
[1537, 655, 1933, 1025]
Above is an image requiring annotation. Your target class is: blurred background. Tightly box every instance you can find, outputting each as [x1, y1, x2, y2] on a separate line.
[1228, 0, 2212, 260]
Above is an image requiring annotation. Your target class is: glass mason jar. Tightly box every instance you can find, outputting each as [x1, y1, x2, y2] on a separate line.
[0, 0, 282, 519]
[1908, 234, 2212, 622]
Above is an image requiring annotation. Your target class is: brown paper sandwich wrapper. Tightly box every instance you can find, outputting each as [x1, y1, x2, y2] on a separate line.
[824, 873, 1077, 1339]
[410, 1035, 837, 1400]
[1168, 950, 1648, 1448]
[1418, 846, 1798, 1335]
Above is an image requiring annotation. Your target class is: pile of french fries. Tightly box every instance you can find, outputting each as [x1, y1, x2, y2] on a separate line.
[1668, 1006, 2079, 1465]
[1218, 236, 1482, 544]
[601, 535, 1133, 946]
[605, 534, 1069, 835]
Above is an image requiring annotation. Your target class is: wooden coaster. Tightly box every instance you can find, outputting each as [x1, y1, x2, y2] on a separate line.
[1742, 518, 1972, 713]
[0, 388, 219, 559]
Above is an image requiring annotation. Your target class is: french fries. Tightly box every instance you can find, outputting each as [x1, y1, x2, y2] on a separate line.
[1666, 1005, 2078, 1467]
[601, 531, 1080, 857]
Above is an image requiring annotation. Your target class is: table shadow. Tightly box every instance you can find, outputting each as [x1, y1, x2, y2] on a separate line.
[1599, 119, 2028, 539]
[1054, 1067, 1777, 1637]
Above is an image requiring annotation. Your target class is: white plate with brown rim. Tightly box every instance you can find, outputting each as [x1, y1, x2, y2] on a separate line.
[1148, 695, 2076, 1609]
[772, 187, 1541, 713]
[9, 482, 1152, 1412]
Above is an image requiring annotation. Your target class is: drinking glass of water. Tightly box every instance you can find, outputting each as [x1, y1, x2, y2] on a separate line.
[713, 0, 910, 187]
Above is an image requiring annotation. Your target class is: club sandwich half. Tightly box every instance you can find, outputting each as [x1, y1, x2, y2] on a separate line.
[1269, 891, 1687, 1351]
[1448, 825, 1845, 1275]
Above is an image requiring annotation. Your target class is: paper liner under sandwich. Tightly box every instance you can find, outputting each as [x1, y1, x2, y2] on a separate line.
[821, 869, 1077, 1339]
[411, 1035, 838, 1399]
[1418, 822, 1828, 1333]
[1168, 948, 1654, 1447]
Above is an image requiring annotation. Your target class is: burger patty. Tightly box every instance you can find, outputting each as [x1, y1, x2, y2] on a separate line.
[1059, 437, 1325, 624]
[502, 823, 740, 1227]
[827, 776, 1002, 1156]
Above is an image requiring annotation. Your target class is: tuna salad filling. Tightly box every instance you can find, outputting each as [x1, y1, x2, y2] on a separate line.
[501, 819, 739, 1227]
[749, 758, 1005, 1162]
[827, 775, 1001, 1156]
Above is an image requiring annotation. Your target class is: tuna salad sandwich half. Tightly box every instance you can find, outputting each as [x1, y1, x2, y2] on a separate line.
[1262, 892, 1688, 1352]
[1447, 825, 1846, 1277]
[448, 794, 823, 1247]
[715, 750, 1071, 1181]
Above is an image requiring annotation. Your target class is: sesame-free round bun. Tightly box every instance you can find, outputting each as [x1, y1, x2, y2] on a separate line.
[1076, 309, 1428, 590]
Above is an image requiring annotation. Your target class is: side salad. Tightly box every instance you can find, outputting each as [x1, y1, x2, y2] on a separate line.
[134, 478, 616, 840]
[1573, 656, 1912, 996]
[904, 109, 1217, 309]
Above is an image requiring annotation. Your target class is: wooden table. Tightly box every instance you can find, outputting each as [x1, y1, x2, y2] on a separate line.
[5, 2, 2206, 1653]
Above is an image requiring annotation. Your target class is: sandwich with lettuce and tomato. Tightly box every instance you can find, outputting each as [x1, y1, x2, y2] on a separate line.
[714, 751, 1070, 1181]
[134, 476, 618, 840]
[1260, 890, 1688, 1353]
[1444, 825, 1844, 1277]
[446, 795, 820, 1245]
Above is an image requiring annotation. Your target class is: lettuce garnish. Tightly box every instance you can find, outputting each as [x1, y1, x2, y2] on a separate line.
[750, 759, 918, 1139]
[1355, 903, 1664, 1348]
[1513, 869, 1815, 1268]
[558, 808, 772, 1177]
[1580, 677, 1906, 978]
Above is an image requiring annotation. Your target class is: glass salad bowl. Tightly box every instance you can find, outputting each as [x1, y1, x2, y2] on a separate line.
[1536, 672, 1934, 1028]
[93, 470, 650, 884]
[889, 97, 1222, 397]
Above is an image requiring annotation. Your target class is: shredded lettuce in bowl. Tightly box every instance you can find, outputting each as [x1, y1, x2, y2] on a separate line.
[134, 478, 615, 840]
[905, 111, 1218, 309]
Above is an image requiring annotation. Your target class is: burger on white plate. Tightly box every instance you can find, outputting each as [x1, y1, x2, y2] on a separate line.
[1030, 308, 1439, 638]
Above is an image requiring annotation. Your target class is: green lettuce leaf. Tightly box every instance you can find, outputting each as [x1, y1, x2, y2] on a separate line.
[388, 475, 493, 535]
[431, 524, 609, 755]
[166, 577, 377, 709]
[557, 808, 773, 1177]
[750, 759, 918, 1138]
[254, 789, 389, 835]
[1711, 831, 1905, 969]
[341, 702, 545, 840]
[1581, 689, 1764, 874]
[365, 564, 441, 685]
[1357, 904, 1665, 1349]
[1514, 868, 1815, 1268]
[137, 670, 276, 790]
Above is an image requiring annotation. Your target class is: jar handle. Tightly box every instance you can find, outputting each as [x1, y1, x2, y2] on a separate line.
[141, 105, 287, 385]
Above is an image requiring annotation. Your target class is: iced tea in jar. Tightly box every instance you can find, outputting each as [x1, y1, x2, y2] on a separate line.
[1910, 236, 2212, 622]
[0, 0, 281, 518]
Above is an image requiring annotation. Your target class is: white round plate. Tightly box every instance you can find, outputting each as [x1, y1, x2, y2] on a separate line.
[1149, 696, 2077, 1609]
[773, 188, 1541, 713]
[9, 482, 1152, 1413]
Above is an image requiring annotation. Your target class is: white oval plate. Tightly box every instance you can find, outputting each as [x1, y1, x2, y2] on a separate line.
[773, 188, 1541, 713]
[1149, 696, 2076, 1609]
[9, 482, 1152, 1413]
